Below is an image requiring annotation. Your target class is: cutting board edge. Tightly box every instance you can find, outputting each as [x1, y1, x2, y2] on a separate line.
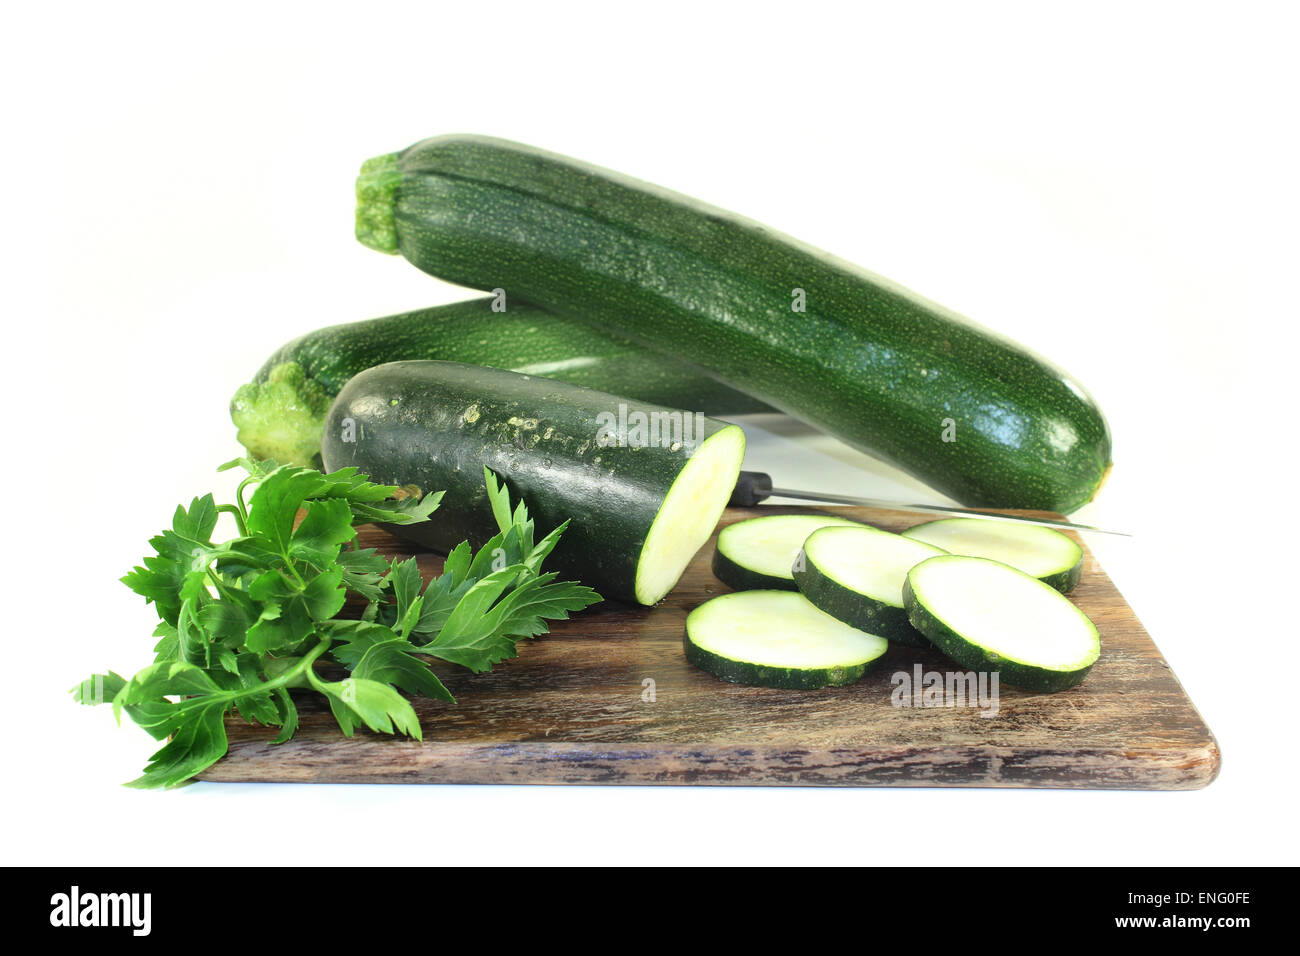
[201, 736, 1221, 791]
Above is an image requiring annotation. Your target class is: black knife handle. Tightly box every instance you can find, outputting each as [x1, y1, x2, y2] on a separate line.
[729, 470, 773, 507]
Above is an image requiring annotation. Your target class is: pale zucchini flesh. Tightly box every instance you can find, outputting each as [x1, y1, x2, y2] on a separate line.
[635, 425, 748, 605]
[903, 555, 1100, 692]
[712, 513, 863, 591]
[901, 518, 1083, 593]
[684, 590, 889, 689]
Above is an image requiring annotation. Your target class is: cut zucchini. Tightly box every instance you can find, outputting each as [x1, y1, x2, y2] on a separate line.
[903, 555, 1101, 692]
[901, 518, 1084, 593]
[321, 360, 746, 606]
[712, 513, 864, 591]
[684, 590, 889, 689]
[792, 525, 946, 647]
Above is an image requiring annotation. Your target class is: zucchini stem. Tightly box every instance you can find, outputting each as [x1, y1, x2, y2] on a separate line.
[355, 152, 403, 253]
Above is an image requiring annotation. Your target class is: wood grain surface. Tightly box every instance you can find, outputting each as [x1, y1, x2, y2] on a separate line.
[201, 506, 1220, 789]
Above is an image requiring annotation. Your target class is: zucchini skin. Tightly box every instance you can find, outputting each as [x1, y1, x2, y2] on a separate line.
[711, 547, 796, 592]
[359, 136, 1112, 513]
[253, 297, 773, 413]
[683, 635, 881, 690]
[319, 360, 741, 605]
[792, 549, 931, 648]
[901, 575, 1096, 693]
[1041, 561, 1084, 595]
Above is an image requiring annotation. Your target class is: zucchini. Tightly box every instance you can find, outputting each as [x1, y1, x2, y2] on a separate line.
[319, 360, 746, 605]
[903, 555, 1100, 692]
[791, 525, 946, 647]
[231, 297, 771, 467]
[901, 518, 1083, 593]
[356, 135, 1112, 513]
[684, 590, 889, 689]
[712, 513, 863, 591]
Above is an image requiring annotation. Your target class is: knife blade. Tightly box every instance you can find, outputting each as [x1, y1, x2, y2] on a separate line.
[728, 471, 1129, 536]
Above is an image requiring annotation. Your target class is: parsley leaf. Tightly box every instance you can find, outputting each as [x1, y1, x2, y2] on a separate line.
[78, 461, 601, 788]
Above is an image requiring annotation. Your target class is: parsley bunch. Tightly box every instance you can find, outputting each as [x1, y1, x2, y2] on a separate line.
[76, 458, 600, 788]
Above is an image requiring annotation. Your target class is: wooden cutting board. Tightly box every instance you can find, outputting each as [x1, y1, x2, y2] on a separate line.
[201, 506, 1219, 789]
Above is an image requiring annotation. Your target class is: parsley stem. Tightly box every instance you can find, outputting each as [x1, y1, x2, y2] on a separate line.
[205, 568, 237, 603]
[184, 639, 335, 712]
[233, 474, 258, 530]
[202, 635, 332, 709]
[281, 559, 308, 589]
[281, 636, 332, 688]
[216, 503, 247, 537]
[304, 663, 331, 694]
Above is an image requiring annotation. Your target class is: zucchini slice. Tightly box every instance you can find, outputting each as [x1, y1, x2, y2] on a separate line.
[903, 555, 1101, 692]
[684, 590, 889, 689]
[712, 513, 863, 591]
[901, 518, 1083, 593]
[792, 525, 946, 647]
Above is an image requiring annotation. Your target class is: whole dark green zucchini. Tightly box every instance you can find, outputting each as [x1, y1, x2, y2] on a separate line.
[231, 297, 771, 467]
[320, 360, 747, 605]
[356, 135, 1112, 513]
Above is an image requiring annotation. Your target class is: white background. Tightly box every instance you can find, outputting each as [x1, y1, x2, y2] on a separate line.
[4, 1, 1297, 865]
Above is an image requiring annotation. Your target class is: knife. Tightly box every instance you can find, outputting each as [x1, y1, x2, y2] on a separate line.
[728, 471, 1129, 536]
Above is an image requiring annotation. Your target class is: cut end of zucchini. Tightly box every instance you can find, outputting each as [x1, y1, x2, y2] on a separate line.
[634, 425, 746, 605]
[229, 361, 330, 468]
[355, 152, 403, 254]
[901, 518, 1083, 593]
[904, 555, 1100, 693]
[685, 590, 889, 689]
